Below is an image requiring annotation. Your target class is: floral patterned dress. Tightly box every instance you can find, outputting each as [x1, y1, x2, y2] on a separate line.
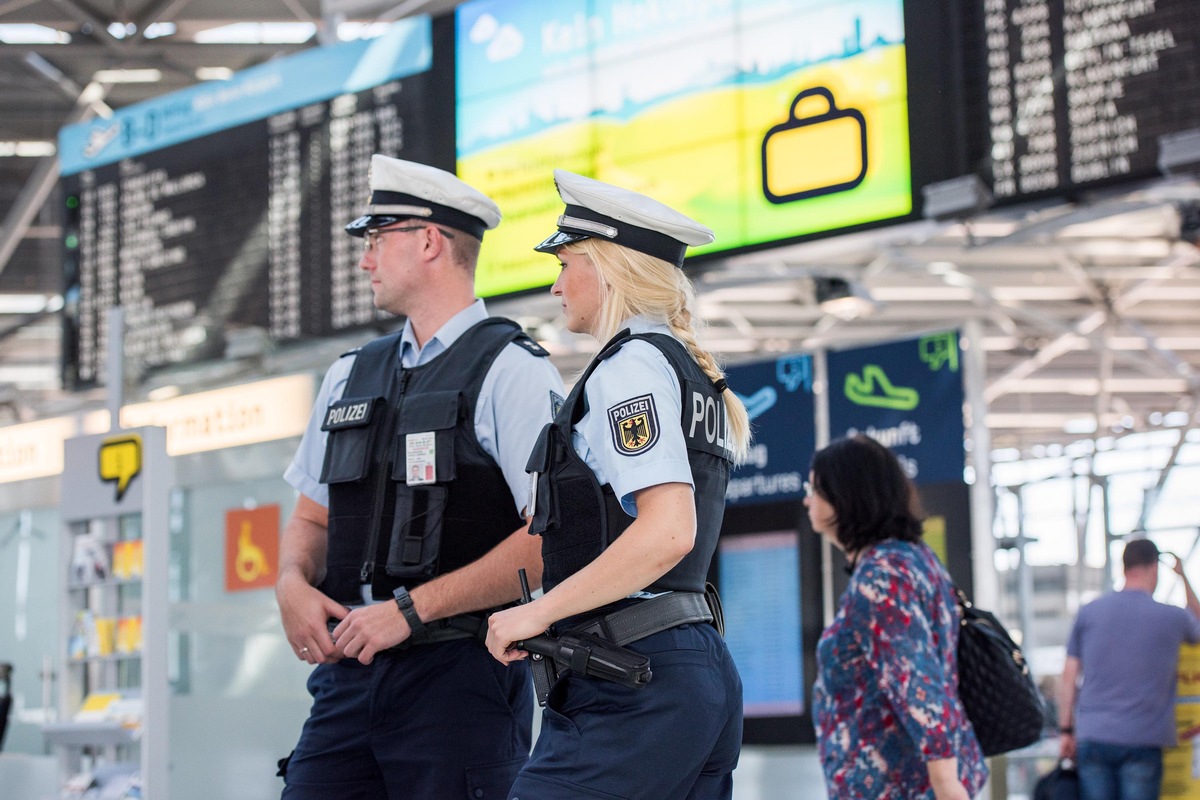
[813, 539, 988, 799]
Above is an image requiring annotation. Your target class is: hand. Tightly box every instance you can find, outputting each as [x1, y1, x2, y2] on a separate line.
[486, 602, 554, 665]
[1169, 553, 1186, 577]
[277, 571, 348, 665]
[927, 758, 970, 800]
[333, 602, 413, 665]
[1060, 731, 1077, 760]
[932, 782, 970, 800]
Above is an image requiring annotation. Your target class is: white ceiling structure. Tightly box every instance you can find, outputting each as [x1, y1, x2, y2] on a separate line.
[1, 0, 1198, 458]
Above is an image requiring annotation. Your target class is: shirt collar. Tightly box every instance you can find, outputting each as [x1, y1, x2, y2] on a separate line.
[623, 315, 672, 337]
[399, 299, 489, 367]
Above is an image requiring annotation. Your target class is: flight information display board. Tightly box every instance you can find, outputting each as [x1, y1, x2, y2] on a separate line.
[59, 19, 450, 388]
[983, 0, 1200, 199]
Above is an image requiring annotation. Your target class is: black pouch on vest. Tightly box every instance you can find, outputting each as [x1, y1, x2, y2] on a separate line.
[385, 392, 460, 579]
[319, 396, 383, 484]
[386, 484, 449, 579]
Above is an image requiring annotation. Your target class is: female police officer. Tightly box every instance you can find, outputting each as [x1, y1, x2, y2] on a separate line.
[486, 170, 751, 799]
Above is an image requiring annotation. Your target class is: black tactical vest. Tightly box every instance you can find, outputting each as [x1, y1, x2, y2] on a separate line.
[527, 330, 732, 595]
[317, 318, 546, 604]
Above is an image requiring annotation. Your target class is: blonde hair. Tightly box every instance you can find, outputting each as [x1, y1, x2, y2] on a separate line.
[563, 238, 751, 463]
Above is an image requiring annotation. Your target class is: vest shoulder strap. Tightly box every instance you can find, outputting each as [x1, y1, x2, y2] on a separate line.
[342, 331, 404, 397]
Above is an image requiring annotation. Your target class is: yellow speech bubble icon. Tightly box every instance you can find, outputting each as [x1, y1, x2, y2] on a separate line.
[98, 435, 142, 501]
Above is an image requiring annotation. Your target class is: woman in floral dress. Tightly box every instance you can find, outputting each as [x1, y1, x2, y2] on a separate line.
[807, 435, 987, 800]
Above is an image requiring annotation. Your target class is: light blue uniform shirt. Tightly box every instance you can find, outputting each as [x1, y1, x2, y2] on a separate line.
[573, 316, 695, 517]
[285, 299, 565, 514]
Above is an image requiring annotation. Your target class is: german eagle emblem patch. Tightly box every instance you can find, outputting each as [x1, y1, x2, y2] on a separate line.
[607, 394, 659, 456]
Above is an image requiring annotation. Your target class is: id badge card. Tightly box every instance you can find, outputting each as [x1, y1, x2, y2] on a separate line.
[405, 432, 436, 485]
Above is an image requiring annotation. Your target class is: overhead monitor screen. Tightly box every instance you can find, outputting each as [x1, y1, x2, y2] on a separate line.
[982, 0, 1200, 199]
[456, 0, 913, 298]
[719, 530, 805, 717]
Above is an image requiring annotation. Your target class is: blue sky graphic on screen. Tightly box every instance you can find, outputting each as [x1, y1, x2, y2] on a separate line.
[59, 18, 431, 174]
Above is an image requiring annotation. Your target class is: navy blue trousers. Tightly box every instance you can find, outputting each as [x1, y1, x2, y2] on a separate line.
[509, 623, 743, 800]
[281, 638, 533, 800]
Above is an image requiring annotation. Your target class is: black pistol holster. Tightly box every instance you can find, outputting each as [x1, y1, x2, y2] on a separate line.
[519, 631, 652, 705]
[519, 590, 718, 705]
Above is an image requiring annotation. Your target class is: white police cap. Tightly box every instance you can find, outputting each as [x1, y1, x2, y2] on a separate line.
[534, 170, 714, 268]
[345, 155, 501, 240]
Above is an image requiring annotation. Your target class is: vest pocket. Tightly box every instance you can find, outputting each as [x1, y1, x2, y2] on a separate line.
[392, 391, 460, 484]
[318, 396, 383, 484]
[385, 484, 448, 579]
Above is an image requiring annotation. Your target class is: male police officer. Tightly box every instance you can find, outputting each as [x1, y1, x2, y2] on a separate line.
[276, 156, 564, 799]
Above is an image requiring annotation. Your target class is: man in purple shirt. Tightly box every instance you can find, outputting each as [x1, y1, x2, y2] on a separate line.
[1060, 538, 1200, 800]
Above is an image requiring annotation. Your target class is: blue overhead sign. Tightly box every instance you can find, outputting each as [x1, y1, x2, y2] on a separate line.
[725, 354, 816, 506]
[827, 330, 963, 485]
[58, 18, 431, 174]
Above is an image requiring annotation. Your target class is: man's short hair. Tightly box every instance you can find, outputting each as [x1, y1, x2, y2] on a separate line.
[1123, 538, 1160, 570]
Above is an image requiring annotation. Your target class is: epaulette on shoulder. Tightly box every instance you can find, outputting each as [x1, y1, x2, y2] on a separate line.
[511, 333, 549, 357]
[338, 346, 363, 359]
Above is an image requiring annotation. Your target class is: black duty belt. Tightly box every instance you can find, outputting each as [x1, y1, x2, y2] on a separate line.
[561, 591, 714, 646]
[328, 614, 482, 653]
[402, 616, 481, 648]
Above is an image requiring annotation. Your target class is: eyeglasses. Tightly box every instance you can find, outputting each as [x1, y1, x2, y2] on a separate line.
[363, 226, 426, 252]
[363, 225, 457, 252]
[803, 480, 813, 498]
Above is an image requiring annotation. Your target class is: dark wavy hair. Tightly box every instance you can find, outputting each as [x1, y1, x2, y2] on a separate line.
[809, 435, 925, 555]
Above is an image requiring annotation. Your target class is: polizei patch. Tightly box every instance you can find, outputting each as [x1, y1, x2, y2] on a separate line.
[321, 397, 376, 431]
[607, 394, 659, 456]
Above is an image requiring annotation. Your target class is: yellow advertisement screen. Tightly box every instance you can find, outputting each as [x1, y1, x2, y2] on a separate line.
[456, 0, 912, 298]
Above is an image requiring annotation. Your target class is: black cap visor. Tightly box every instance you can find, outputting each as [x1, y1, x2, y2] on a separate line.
[345, 214, 405, 237]
[344, 190, 489, 240]
[533, 229, 591, 254]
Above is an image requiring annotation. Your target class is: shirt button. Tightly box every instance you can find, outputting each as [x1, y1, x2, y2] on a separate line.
[473, 791, 484, 798]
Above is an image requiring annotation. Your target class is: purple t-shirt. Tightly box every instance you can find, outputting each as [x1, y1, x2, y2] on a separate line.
[1067, 589, 1200, 747]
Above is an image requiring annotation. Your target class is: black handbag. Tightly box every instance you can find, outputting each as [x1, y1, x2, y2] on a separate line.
[1033, 761, 1080, 800]
[954, 588, 1045, 756]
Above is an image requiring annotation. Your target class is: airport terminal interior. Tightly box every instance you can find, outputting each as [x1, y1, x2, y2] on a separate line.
[0, 0, 1199, 797]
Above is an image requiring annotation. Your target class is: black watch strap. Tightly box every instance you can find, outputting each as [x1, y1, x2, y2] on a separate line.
[393, 587, 426, 636]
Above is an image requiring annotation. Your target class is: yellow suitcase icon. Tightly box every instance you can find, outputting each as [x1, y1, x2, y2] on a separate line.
[761, 87, 868, 204]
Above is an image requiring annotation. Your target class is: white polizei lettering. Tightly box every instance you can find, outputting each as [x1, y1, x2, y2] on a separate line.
[612, 398, 651, 421]
[704, 396, 718, 442]
[689, 393, 705, 437]
[689, 391, 731, 449]
[327, 402, 368, 426]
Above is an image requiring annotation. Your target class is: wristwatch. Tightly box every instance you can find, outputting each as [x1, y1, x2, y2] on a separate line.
[393, 587, 426, 636]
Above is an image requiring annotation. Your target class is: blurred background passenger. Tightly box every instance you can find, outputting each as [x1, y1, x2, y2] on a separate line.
[807, 435, 986, 800]
[1059, 538, 1200, 800]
